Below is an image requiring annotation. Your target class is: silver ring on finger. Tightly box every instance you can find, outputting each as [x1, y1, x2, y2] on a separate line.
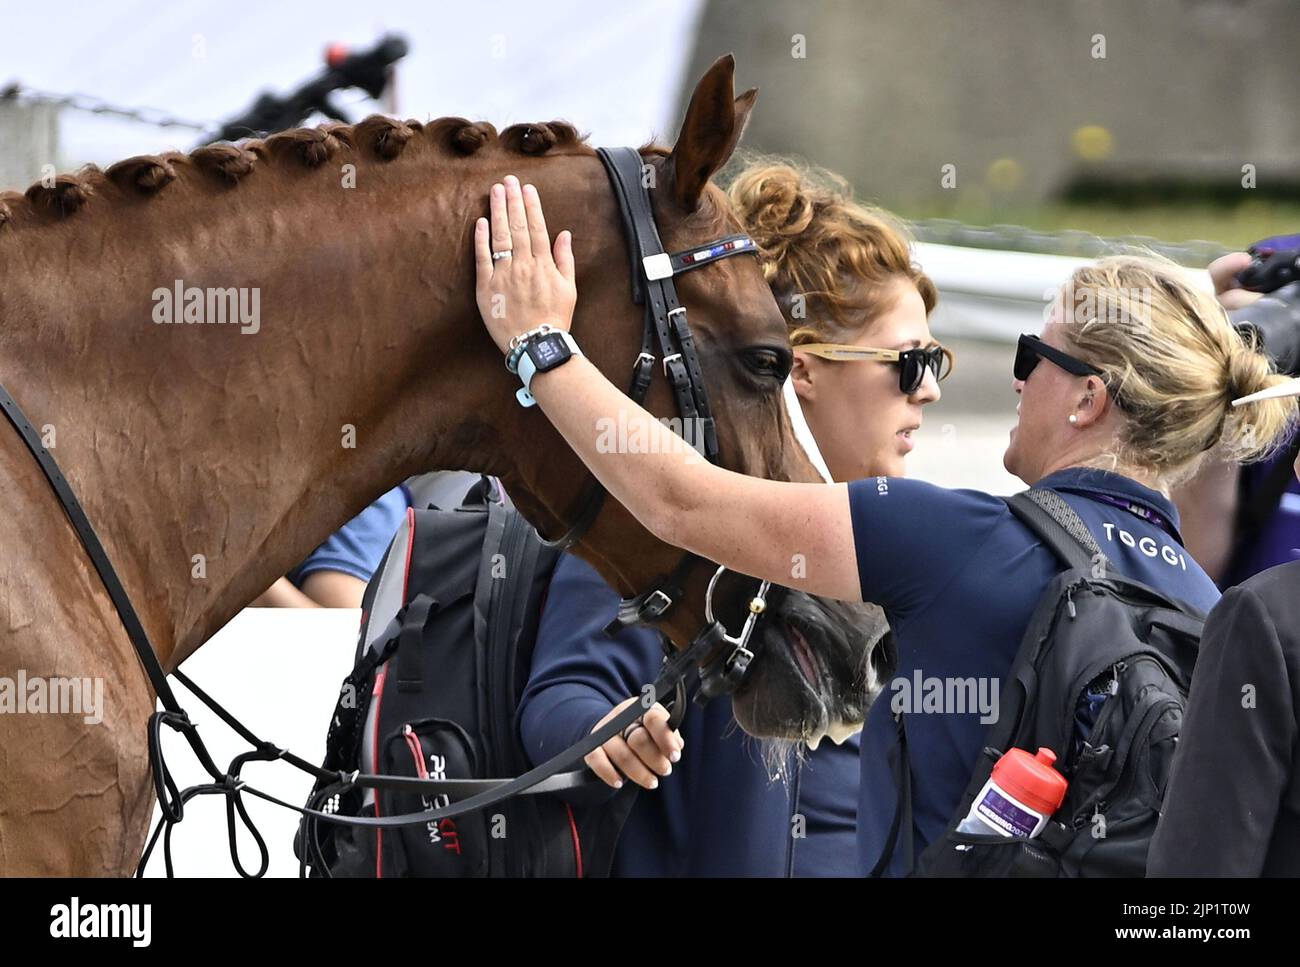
[622, 721, 645, 741]
[491, 249, 513, 262]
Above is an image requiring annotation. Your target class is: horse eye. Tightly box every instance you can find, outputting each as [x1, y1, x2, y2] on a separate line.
[746, 348, 792, 381]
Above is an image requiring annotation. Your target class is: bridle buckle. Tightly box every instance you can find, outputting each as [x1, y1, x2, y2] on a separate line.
[643, 589, 673, 619]
[642, 253, 673, 281]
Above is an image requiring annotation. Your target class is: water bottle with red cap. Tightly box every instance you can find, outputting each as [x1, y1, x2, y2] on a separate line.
[956, 747, 1069, 841]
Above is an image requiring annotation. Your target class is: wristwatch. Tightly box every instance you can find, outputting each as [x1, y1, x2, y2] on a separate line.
[512, 328, 582, 407]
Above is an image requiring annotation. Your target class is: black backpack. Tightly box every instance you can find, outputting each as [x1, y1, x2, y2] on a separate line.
[295, 476, 636, 877]
[878, 489, 1204, 877]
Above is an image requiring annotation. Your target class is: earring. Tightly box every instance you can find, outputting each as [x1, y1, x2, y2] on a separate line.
[1068, 414, 1078, 424]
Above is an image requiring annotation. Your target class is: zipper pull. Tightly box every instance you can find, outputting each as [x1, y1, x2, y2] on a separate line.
[1066, 586, 1077, 618]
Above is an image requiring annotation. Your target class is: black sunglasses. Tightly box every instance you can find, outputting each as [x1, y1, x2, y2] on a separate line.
[1014, 334, 1128, 411]
[1014, 334, 1104, 382]
[797, 342, 955, 394]
[896, 345, 953, 394]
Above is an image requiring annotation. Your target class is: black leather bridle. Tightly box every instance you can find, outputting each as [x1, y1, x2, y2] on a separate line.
[549, 146, 775, 698]
[0, 144, 775, 876]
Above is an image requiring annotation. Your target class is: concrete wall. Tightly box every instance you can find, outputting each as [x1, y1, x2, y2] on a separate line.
[0, 99, 60, 193]
[677, 0, 1300, 206]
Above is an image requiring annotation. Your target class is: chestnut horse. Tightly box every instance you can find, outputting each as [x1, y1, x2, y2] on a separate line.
[0, 55, 886, 874]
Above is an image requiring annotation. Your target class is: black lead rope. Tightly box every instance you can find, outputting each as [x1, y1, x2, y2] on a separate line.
[0, 385, 181, 714]
[0, 377, 687, 878]
[133, 616, 716, 877]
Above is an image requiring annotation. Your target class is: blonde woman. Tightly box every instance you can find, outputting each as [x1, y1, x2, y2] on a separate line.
[474, 175, 1295, 875]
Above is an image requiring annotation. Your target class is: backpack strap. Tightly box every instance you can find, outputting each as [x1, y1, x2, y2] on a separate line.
[868, 711, 914, 877]
[871, 488, 1103, 877]
[394, 594, 439, 693]
[1005, 489, 1108, 573]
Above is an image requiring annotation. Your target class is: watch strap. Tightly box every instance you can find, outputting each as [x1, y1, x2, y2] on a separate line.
[516, 330, 581, 407]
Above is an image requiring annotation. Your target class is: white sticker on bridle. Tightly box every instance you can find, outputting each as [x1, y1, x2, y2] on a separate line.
[782, 377, 833, 483]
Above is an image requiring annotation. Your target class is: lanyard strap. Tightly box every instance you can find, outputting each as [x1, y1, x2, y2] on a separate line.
[1082, 490, 1182, 544]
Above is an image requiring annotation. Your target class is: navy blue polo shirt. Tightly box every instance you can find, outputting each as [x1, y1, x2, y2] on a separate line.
[518, 553, 861, 876]
[846, 468, 1221, 876]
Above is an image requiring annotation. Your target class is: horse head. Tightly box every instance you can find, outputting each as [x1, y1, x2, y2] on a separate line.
[479, 55, 891, 743]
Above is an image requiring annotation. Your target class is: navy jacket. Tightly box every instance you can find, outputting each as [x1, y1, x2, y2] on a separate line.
[517, 553, 860, 876]
[847, 468, 1222, 876]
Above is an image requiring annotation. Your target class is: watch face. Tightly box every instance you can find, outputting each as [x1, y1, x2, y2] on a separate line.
[529, 333, 569, 370]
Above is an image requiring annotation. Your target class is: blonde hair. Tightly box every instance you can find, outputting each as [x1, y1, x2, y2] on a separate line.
[725, 159, 935, 345]
[1057, 254, 1297, 486]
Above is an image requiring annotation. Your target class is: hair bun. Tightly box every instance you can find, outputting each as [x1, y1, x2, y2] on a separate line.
[728, 165, 819, 255]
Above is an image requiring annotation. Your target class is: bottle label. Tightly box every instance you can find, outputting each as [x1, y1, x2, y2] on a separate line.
[975, 785, 1044, 838]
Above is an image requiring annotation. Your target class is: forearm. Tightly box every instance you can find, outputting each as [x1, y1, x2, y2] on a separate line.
[250, 576, 322, 608]
[529, 357, 861, 600]
[518, 685, 611, 762]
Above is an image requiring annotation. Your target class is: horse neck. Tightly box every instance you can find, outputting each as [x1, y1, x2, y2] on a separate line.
[0, 154, 523, 666]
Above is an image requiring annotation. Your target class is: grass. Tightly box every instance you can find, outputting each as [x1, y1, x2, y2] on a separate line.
[896, 200, 1300, 257]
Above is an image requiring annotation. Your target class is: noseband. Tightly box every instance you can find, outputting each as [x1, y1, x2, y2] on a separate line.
[545, 146, 774, 698]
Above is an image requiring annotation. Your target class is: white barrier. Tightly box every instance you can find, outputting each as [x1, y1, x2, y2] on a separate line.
[915, 242, 1214, 342]
[143, 608, 361, 878]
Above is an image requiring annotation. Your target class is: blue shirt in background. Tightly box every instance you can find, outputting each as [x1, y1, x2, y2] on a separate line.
[518, 553, 861, 877]
[846, 467, 1221, 876]
[288, 485, 412, 587]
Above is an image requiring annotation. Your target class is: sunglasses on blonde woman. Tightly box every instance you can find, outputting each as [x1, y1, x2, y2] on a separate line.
[1014, 333, 1131, 412]
[796, 342, 956, 395]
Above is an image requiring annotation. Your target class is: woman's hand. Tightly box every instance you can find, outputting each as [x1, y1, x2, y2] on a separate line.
[1207, 251, 1263, 312]
[474, 174, 577, 356]
[584, 695, 683, 791]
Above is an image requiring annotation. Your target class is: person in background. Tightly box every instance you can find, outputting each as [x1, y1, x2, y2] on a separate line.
[518, 161, 943, 875]
[1176, 250, 1300, 586]
[252, 473, 498, 608]
[1150, 380, 1300, 875]
[251, 485, 413, 608]
[522, 554, 810, 875]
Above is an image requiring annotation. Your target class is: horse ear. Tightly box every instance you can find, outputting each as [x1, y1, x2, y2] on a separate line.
[667, 53, 758, 211]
